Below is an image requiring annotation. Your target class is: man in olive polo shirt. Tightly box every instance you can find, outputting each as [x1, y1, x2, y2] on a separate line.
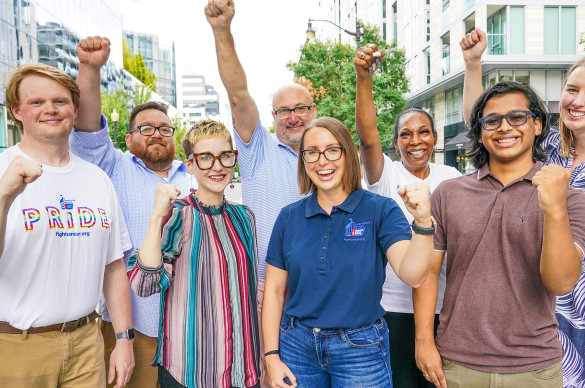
[414, 81, 585, 388]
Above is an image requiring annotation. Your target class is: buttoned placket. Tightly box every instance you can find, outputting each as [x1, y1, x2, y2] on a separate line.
[319, 209, 335, 275]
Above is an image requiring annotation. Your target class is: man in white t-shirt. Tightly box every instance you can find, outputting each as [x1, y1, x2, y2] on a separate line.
[0, 63, 134, 388]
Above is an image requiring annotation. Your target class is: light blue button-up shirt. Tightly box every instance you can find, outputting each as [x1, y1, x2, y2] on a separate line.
[70, 114, 193, 337]
[235, 120, 306, 281]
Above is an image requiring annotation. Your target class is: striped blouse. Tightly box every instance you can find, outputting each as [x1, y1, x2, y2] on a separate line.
[127, 192, 260, 388]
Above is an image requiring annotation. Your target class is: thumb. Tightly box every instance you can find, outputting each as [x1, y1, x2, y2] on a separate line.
[107, 363, 116, 384]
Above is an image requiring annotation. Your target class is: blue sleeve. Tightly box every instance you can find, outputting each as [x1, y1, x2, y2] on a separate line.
[377, 199, 412, 253]
[70, 114, 121, 176]
[233, 120, 268, 180]
[265, 208, 287, 271]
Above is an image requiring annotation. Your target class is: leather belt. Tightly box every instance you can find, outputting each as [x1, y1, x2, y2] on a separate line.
[0, 311, 100, 334]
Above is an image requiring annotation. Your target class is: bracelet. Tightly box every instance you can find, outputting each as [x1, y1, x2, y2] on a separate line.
[264, 349, 280, 357]
[411, 219, 435, 235]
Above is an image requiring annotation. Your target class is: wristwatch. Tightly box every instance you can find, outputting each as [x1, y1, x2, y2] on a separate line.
[115, 328, 135, 340]
[411, 219, 435, 235]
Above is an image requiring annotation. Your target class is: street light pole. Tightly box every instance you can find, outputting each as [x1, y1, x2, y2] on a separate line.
[307, 3, 362, 49]
[111, 109, 119, 149]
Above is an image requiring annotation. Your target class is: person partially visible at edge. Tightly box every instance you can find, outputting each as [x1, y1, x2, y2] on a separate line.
[354, 43, 461, 388]
[460, 29, 585, 387]
[127, 119, 260, 388]
[205, 1, 315, 384]
[262, 117, 435, 388]
[71, 35, 192, 388]
[415, 80, 585, 388]
[0, 62, 134, 387]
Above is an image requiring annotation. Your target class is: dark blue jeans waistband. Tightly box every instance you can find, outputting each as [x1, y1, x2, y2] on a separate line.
[282, 314, 386, 336]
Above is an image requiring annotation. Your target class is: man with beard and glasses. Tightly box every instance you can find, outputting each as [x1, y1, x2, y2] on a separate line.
[206, 2, 316, 385]
[70, 36, 192, 388]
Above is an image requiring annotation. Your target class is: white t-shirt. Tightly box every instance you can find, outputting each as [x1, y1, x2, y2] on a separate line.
[0, 145, 131, 329]
[367, 154, 461, 313]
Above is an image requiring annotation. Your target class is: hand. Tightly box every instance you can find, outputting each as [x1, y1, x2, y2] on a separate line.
[205, 0, 235, 30]
[460, 28, 487, 65]
[266, 356, 297, 388]
[532, 164, 571, 214]
[354, 43, 385, 78]
[152, 184, 181, 219]
[108, 339, 135, 388]
[0, 156, 42, 202]
[415, 339, 446, 388]
[77, 36, 111, 70]
[398, 183, 431, 225]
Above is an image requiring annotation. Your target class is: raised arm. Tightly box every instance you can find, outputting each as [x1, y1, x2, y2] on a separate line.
[0, 157, 42, 258]
[354, 44, 386, 184]
[205, 0, 259, 143]
[75, 36, 111, 132]
[461, 29, 487, 127]
[533, 164, 584, 295]
[413, 251, 447, 388]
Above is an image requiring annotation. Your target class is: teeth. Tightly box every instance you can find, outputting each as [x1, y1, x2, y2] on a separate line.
[497, 138, 516, 144]
[570, 110, 585, 117]
[409, 149, 425, 155]
[317, 170, 334, 175]
[209, 175, 224, 179]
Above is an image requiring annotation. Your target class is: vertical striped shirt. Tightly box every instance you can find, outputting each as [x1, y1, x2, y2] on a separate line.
[128, 193, 260, 388]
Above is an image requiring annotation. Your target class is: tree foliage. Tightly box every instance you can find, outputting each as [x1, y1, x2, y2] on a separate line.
[123, 38, 157, 92]
[101, 83, 131, 152]
[287, 23, 409, 150]
[172, 114, 188, 162]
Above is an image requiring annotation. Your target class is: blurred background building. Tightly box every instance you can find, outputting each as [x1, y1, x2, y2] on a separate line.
[315, 0, 585, 171]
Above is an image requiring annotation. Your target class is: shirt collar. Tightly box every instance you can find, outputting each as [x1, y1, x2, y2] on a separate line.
[127, 151, 188, 177]
[304, 189, 366, 217]
[477, 161, 542, 182]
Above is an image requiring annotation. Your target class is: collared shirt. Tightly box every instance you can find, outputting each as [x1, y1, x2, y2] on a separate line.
[432, 162, 585, 374]
[70, 114, 192, 337]
[266, 189, 411, 329]
[235, 120, 306, 281]
[544, 128, 585, 190]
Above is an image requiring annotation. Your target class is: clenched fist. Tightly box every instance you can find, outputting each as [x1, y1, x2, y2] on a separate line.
[0, 156, 43, 202]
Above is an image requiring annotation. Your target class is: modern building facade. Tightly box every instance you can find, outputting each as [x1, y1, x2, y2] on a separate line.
[0, 0, 123, 151]
[317, 0, 585, 171]
[124, 31, 177, 107]
[181, 68, 221, 126]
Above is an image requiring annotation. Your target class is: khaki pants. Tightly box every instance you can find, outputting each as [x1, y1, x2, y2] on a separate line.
[101, 320, 159, 388]
[442, 357, 563, 388]
[0, 320, 105, 387]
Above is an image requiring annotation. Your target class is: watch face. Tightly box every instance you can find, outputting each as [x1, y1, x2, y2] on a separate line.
[127, 328, 135, 340]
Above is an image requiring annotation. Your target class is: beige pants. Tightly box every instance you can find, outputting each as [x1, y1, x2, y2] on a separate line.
[101, 320, 159, 388]
[442, 357, 563, 388]
[0, 320, 105, 387]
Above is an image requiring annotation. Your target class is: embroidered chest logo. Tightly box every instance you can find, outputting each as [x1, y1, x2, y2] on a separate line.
[345, 218, 368, 237]
[22, 194, 110, 237]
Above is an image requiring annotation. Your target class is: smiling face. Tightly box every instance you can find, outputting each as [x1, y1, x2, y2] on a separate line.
[302, 126, 347, 199]
[272, 85, 316, 152]
[185, 136, 234, 205]
[11, 74, 78, 146]
[479, 92, 542, 170]
[125, 109, 176, 172]
[560, 66, 585, 134]
[395, 111, 437, 179]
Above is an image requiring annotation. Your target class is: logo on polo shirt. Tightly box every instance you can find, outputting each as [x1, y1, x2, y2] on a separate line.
[345, 218, 368, 237]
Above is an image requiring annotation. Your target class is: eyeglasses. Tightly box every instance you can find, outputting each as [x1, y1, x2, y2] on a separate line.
[188, 150, 238, 170]
[130, 125, 175, 137]
[301, 146, 344, 163]
[479, 110, 536, 131]
[273, 105, 314, 119]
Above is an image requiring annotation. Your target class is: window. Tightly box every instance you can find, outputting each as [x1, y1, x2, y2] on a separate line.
[420, 97, 435, 118]
[544, 7, 576, 55]
[445, 87, 462, 125]
[509, 7, 524, 54]
[442, 34, 450, 76]
[442, 0, 449, 12]
[487, 7, 506, 55]
[426, 8, 431, 42]
[424, 48, 430, 84]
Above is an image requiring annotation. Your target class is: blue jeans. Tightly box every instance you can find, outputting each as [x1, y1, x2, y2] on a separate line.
[279, 315, 392, 388]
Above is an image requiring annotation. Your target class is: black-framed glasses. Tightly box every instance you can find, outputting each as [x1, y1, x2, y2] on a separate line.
[187, 150, 238, 170]
[301, 146, 344, 163]
[273, 104, 314, 119]
[130, 125, 175, 137]
[479, 110, 536, 131]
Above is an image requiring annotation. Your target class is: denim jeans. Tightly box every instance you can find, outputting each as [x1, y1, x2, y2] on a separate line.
[279, 315, 392, 388]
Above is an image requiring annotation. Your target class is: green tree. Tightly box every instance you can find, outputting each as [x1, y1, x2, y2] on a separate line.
[172, 114, 188, 161]
[101, 83, 132, 152]
[123, 38, 157, 92]
[287, 23, 409, 150]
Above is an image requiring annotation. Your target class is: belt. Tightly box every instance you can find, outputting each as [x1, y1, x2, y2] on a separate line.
[0, 311, 100, 334]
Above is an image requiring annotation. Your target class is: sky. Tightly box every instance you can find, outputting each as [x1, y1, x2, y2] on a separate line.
[122, 0, 319, 126]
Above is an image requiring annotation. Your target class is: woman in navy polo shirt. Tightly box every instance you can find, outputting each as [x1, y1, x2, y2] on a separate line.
[261, 117, 435, 388]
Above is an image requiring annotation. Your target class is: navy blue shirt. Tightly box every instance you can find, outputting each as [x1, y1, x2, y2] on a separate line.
[266, 189, 412, 329]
